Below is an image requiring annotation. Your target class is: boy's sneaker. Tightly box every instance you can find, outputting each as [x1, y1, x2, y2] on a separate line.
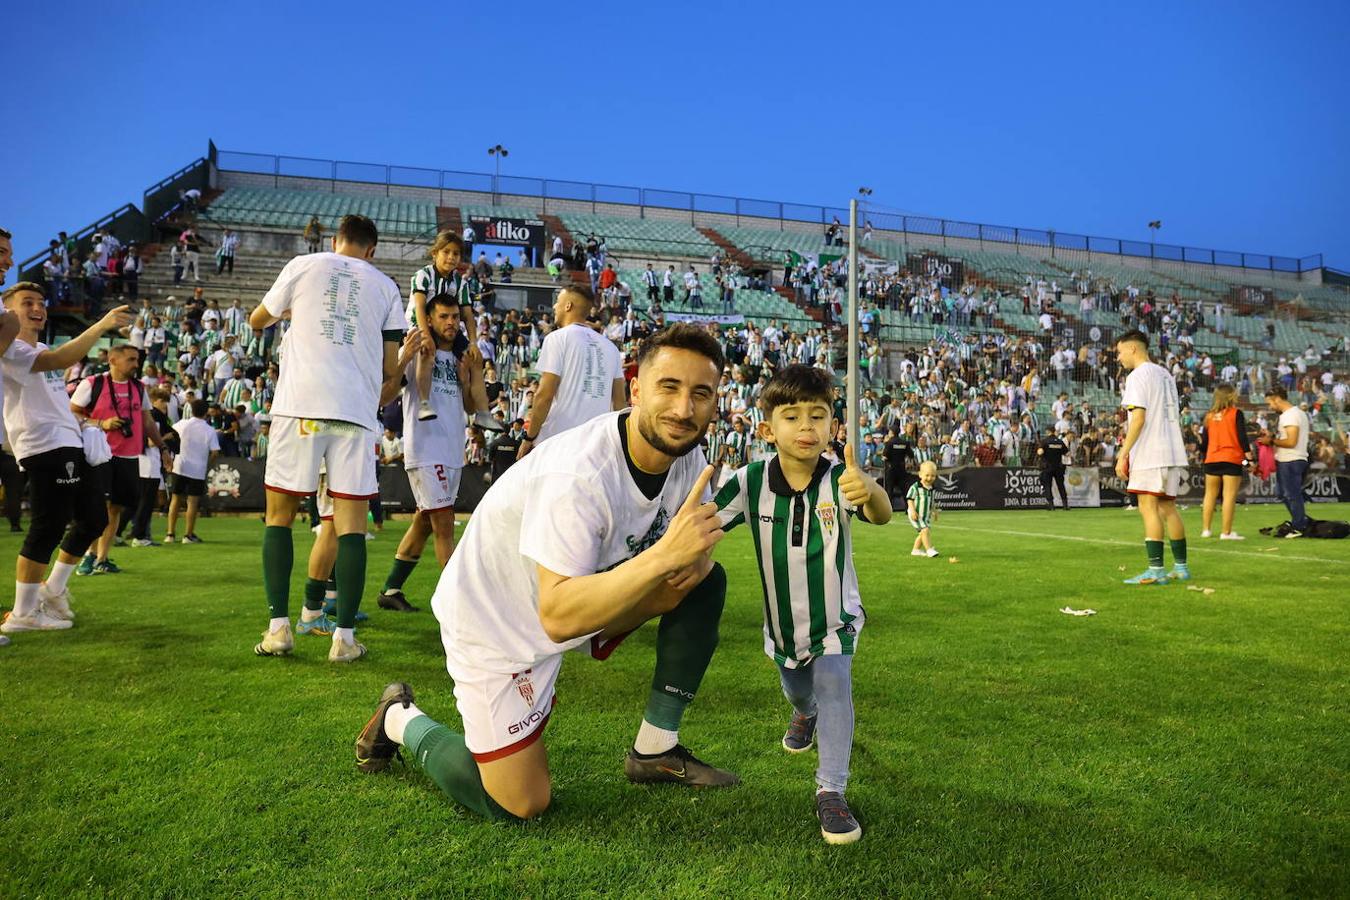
[910, 549, 925, 557]
[624, 744, 740, 787]
[1123, 567, 1169, 585]
[925, 548, 940, 558]
[39, 584, 75, 621]
[782, 711, 818, 753]
[355, 681, 414, 773]
[1219, 532, 1245, 541]
[1200, 529, 1212, 538]
[417, 400, 438, 422]
[296, 613, 336, 636]
[2, 609, 73, 633]
[93, 559, 122, 575]
[162, 535, 176, 545]
[182, 534, 203, 544]
[76, 554, 96, 576]
[816, 791, 863, 845]
[1168, 565, 1192, 582]
[129, 538, 156, 548]
[254, 622, 294, 657]
[329, 636, 368, 663]
[378, 590, 419, 612]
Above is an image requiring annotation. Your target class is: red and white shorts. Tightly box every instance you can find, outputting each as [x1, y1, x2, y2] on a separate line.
[1127, 465, 1186, 499]
[264, 416, 377, 500]
[407, 463, 461, 512]
[445, 632, 633, 762]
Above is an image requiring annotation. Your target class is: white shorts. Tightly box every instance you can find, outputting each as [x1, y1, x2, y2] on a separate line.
[264, 416, 377, 500]
[407, 464, 462, 512]
[1128, 465, 1186, 499]
[316, 472, 333, 520]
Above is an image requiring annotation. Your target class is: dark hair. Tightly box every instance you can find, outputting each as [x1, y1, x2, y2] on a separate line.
[1264, 385, 1288, 400]
[190, 399, 209, 418]
[336, 214, 379, 249]
[759, 365, 835, 416]
[426, 292, 460, 315]
[2, 281, 45, 303]
[559, 283, 595, 306]
[1116, 329, 1149, 348]
[0, 227, 10, 240]
[636, 322, 725, 372]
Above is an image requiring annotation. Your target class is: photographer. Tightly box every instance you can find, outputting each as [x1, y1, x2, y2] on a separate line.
[206, 402, 239, 457]
[70, 344, 168, 574]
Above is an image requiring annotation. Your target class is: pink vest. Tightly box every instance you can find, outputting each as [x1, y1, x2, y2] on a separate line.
[85, 375, 145, 458]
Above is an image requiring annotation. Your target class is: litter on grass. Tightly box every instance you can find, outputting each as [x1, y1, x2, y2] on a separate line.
[1185, 586, 1217, 595]
[948, 556, 959, 564]
[1060, 607, 1097, 616]
[1260, 547, 1280, 552]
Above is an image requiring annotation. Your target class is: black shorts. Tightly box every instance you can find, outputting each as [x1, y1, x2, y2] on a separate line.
[1203, 462, 1244, 477]
[172, 474, 206, 497]
[107, 456, 141, 508]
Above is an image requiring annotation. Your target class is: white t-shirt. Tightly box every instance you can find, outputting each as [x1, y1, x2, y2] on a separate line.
[431, 411, 708, 673]
[172, 417, 220, 479]
[401, 348, 465, 470]
[1275, 406, 1309, 462]
[262, 252, 405, 431]
[206, 348, 236, 381]
[1120, 361, 1187, 470]
[1, 340, 82, 462]
[533, 323, 622, 443]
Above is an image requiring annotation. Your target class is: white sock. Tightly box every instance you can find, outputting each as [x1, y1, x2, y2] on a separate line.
[334, 626, 355, 644]
[299, 607, 322, 622]
[382, 701, 425, 746]
[633, 719, 679, 755]
[47, 560, 77, 593]
[268, 616, 289, 633]
[14, 582, 41, 618]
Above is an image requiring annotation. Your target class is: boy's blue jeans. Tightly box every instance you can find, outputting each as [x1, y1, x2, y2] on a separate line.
[778, 654, 855, 794]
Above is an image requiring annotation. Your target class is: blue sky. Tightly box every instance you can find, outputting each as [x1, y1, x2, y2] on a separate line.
[3, 0, 1347, 269]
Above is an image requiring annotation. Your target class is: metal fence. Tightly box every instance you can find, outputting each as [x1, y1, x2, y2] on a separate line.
[214, 147, 1325, 276]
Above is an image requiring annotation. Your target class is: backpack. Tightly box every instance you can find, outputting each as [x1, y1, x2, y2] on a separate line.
[1304, 519, 1350, 539]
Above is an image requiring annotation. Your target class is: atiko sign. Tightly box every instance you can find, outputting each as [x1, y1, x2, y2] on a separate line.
[469, 215, 546, 267]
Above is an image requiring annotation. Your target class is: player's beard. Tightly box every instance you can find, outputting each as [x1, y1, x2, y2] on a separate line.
[636, 407, 705, 458]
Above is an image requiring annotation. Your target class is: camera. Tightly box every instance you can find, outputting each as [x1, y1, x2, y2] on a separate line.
[119, 420, 134, 439]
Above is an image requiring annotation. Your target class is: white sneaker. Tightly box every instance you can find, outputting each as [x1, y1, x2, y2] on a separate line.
[254, 622, 294, 656]
[130, 538, 156, 548]
[364, 532, 376, 542]
[911, 549, 925, 557]
[162, 535, 176, 545]
[329, 636, 368, 663]
[40, 584, 75, 621]
[1220, 532, 1245, 541]
[1, 609, 73, 633]
[417, 400, 438, 422]
[925, 548, 940, 558]
[1200, 530, 1212, 538]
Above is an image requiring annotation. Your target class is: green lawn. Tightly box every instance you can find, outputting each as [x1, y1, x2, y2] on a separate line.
[2, 503, 1347, 897]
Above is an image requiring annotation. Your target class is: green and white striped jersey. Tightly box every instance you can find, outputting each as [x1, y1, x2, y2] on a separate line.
[714, 456, 867, 668]
[407, 264, 463, 324]
[906, 481, 935, 527]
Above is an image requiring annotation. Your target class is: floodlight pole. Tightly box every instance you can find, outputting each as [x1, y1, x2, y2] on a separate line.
[847, 198, 859, 451]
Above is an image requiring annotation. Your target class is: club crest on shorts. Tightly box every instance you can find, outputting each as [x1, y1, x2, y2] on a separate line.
[816, 500, 837, 537]
[512, 670, 535, 706]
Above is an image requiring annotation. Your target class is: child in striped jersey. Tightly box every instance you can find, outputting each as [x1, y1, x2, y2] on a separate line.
[713, 365, 892, 845]
[907, 460, 940, 558]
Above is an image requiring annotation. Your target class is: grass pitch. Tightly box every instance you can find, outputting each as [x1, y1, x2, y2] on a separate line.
[2, 503, 1347, 897]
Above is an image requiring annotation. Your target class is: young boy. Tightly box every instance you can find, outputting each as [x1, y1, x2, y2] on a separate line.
[907, 460, 940, 558]
[714, 365, 892, 845]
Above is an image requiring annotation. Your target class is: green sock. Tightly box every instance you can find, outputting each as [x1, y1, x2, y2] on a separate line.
[303, 578, 326, 612]
[643, 563, 727, 730]
[404, 717, 515, 821]
[334, 533, 367, 629]
[262, 526, 294, 619]
[1144, 540, 1165, 569]
[384, 556, 418, 593]
[1170, 539, 1188, 566]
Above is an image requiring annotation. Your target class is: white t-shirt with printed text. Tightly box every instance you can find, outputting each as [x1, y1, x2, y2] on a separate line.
[533, 323, 622, 443]
[1120, 361, 1187, 470]
[401, 348, 466, 470]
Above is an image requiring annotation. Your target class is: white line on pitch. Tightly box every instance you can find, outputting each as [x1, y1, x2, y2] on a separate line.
[941, 525, 1350, 566]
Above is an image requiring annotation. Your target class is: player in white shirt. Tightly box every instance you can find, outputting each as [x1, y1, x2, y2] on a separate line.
[1258, 386, 1312, 535]
[1115, 330, 1191, 585]
[247, 215, 408, 663]
[517, 285, 625, 458]
[1, 283, 131, 636]
[352, 325, 736, 821]
[163, 399, 220, 543]
[377, 294, 486, 612]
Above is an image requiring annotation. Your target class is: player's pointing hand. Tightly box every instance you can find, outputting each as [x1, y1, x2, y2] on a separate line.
[655, 465, 723, 574]
[838, 444, 872, 507]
